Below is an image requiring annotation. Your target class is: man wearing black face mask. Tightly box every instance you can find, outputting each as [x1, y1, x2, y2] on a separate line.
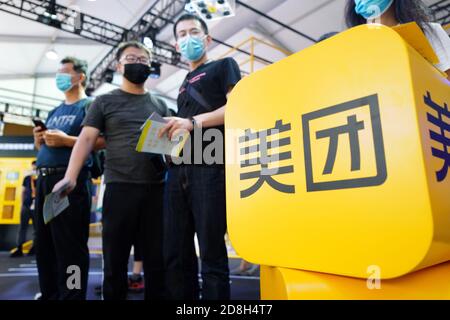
[53, 41, 171, 300]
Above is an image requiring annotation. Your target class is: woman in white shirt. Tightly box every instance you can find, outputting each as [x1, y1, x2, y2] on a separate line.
[345, 0, 450, 80]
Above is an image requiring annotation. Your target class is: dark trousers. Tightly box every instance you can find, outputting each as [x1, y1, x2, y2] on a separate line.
[133, 239, 143, 262]
[164, 165, 229, 300]
[17, 205, 35, 248]
[35, 171, 91, 300]
[102, 182, 165, 300]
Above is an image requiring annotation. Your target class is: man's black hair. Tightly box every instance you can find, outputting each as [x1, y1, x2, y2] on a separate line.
[115, 41, 152, 62]
[60, 56, 89, 87]
[173, 14, 209, 38]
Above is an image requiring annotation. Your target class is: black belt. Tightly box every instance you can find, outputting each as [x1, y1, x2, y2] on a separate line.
[37, 167, 67, 177]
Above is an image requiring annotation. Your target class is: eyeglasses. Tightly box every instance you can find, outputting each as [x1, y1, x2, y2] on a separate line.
[121, 54, 150, 65]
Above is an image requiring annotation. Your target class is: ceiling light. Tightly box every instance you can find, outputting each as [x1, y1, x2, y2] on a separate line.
[143, 37, 154, 50]
[46, 48, 59, 60]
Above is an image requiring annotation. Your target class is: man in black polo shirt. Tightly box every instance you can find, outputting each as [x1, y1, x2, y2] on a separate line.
[159, 14, 241, 300]
[54, 41, 170, 300]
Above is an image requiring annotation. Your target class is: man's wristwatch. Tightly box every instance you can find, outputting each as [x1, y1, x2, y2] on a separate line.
[189, 117, 198, 131]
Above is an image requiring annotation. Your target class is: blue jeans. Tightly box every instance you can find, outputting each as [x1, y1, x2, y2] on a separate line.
[164, 165, 229, 300]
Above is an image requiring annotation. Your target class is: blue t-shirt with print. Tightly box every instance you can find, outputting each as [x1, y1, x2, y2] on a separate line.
[37, 99, 91, 168]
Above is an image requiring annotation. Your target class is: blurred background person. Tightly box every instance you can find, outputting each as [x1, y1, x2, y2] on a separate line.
[10, 161, 37, 258]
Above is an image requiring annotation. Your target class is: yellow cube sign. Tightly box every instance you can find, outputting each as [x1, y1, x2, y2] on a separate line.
[225, 24, 450, 279]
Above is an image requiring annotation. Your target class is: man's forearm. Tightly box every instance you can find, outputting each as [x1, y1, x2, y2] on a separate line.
[34, 140, 41, 151]
[194, 106, 225, 128]
[63, 136, 78, 147]
[65, 131, 97, 180]
[62, 135, 104, 150]
[193, 87, 234, 128]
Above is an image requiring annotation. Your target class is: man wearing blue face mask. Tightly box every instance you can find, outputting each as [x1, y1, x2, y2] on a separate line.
[159, 14, 241, 300]
[33, 57, 104, 300]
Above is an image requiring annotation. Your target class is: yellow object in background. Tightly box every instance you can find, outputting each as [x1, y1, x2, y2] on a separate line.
[0, 157, 36, 225]
[225, 23, 450, 285]
[207, 5, 218, 13]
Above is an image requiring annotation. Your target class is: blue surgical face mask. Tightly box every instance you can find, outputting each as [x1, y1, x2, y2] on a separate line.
[354, 0, 394, 19]
[178, 35, 206, 62]
[55, 73, 73, 92]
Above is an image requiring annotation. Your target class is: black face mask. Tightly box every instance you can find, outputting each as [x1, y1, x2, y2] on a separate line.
[123, 63, 151, 84]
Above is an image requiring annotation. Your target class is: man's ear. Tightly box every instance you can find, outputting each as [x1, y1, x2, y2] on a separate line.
[116, 62, 123, 74]
[79, 73, 86, 85]
[175, 39, 180, 53]
[205, 34, 213, 46]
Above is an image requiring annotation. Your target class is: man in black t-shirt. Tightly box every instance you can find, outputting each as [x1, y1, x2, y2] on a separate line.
[159, 14, 241, 300]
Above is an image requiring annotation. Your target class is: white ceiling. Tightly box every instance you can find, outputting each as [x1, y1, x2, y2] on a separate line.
[0, 0, 444, 102]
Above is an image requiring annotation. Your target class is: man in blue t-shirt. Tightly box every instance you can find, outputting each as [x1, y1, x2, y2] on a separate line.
[33, 56, 104, 300]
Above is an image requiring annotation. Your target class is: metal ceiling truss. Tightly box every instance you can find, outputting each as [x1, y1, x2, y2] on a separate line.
[0, 0, 187, 93]
[87, 0, 187, 92]
[0, 0, 124, 45]
[430, 0, 450, 27]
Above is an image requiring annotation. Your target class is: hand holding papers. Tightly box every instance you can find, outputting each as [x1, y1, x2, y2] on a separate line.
[136, 112, 189, 157]
[43, 181, 70, 224]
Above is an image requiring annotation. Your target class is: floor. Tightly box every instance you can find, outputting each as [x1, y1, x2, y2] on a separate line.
[0, 252, 260, 300]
